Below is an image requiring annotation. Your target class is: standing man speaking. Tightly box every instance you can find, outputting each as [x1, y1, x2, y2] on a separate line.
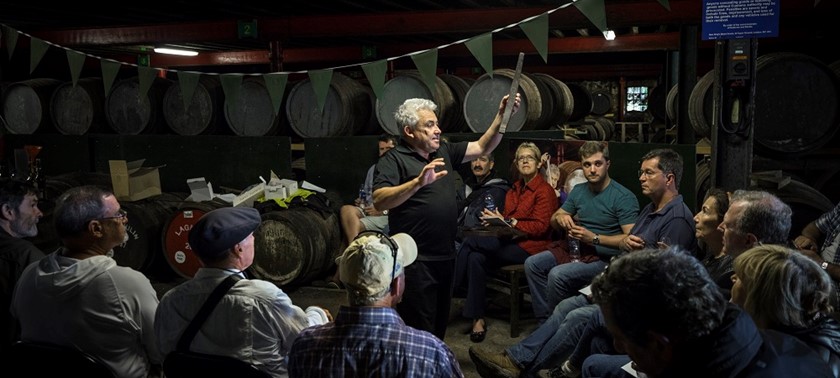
[373, 94, 519, 338]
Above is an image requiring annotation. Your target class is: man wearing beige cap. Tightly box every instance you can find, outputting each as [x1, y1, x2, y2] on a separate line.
[155, 207, 330, 378]
[287, 231, 463, 377]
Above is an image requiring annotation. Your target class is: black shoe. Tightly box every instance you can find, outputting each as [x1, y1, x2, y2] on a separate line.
[470, 318, 488, 343]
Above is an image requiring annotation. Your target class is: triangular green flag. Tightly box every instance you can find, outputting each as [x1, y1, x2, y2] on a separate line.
[176, 71, 201, 111]
[3, 26, 18, 60]
[137, 66, 158, 101]
[66, 50, 86, 87]
[520, 13, 549, 63]
[29, 37, 49, 74]
[574, 0, 608, 33]
[361, 60, 387, 101]
[220, 74, 244, 111]
[465, 32, 494, 78]
[263, 73, 289, 115]
[101, 59, 121, 98]
[411, 49, 439, 95]
[308, 69, 333, 114]
[656, 0, 671, 11]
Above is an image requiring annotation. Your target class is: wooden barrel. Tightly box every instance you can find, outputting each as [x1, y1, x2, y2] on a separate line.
[106, 76, 173, 135]
[251, 207, 341, 287]
[223, 76, 281, 136]
[665, 84, 679, 123]
[688, 70, 714, 138]
[696, 157, 711, 211]
[590, 89, 612, 116]
[50, 78, 107, 135]
[161, 200, 229, 279]
[464, 69, 540, 133]
[375, 71, 455, 136]
[592, 117, 614, 141]
[566, 82, 593, 122]
[286, 72, 374, 138]
[531, 73, 574, 128]
[439, 74, 471, 132]
[754, 52, 840, 157]
[110, 193, 185, 279]
[1, 78, 62, 134]
[163, 76, 230, 136]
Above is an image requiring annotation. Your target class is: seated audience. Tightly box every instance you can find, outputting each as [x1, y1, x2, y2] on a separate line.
[456, 141, 557, 342]
[795, 201, 840, 307]
[719, 189, 792, 258]
[155, 207, 329, 377]
[456, 153, 510, 246]
[11, 185, 161, 378]
[288, 231, 463, 377]
[581, 248, 832, 378]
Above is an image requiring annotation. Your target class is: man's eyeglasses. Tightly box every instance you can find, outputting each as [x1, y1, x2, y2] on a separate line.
[354, 230, 398, 280]
[95, 208, 128, 221]
[516, 156, 537, 163]
[637, 169, 661, 178]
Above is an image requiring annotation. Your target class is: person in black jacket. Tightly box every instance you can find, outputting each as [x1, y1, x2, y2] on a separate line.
[0, 178, 44, 360]
[732, 244, 840, 377]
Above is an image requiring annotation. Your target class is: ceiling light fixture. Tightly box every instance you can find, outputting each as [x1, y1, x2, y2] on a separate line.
[153, 47, 198, 56]
[603, 30, 616, 41]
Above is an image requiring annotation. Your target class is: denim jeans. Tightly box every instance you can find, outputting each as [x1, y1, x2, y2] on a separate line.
[525, 251, 607, 322]
[581, 354, 633, 378]
[506, 295, 597, 377]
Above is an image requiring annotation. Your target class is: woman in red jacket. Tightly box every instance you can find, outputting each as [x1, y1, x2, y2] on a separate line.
[454, 141, 558, 343]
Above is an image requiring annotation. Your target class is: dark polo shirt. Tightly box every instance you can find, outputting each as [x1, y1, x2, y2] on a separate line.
[374, 140, 467, 261]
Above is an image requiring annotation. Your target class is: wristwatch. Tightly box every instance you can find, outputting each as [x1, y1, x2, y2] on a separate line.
[822, 261, 829, 270]
[593, 234, 600, 245]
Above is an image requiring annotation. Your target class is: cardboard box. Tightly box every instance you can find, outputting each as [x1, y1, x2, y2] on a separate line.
[186, 177, 214, 202]
[264, 184, 287, 201]
[109, 159, 162, 202]
[234, 183, 265, 207]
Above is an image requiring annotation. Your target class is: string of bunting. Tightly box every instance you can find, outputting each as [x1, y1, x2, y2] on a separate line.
[0, 0, 669, 115]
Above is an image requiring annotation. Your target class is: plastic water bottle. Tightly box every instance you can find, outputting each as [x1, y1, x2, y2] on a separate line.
[568, 237, 581, 262]
[484, 192, 496, 212]
[359, 185, 369, 206]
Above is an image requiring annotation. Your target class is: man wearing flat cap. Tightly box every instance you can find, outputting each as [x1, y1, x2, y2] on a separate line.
[155, 207, 330, 378]
[287, 231, 463, 377]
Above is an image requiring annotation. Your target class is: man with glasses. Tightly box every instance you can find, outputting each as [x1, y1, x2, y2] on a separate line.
[288, 231, 464, 377]
[0, 178, 45, 360]
[373, 94, 519, 338]
[11, 185, 161, 378]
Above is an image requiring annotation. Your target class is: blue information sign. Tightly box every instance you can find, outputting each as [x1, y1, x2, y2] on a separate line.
[702, 0, 780, 40]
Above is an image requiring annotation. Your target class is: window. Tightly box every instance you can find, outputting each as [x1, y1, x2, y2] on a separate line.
[625, 86, 649, 112]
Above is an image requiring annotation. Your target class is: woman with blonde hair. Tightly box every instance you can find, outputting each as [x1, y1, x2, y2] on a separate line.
[455, 141, 557, 343]
[732, 244, 840, 376]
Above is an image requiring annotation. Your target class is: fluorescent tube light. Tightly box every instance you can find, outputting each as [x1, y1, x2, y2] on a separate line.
[153, 47, 198, 56]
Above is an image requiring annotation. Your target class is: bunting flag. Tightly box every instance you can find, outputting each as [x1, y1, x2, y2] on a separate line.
[137, 66, 159, 101]
[574, 0, 608, 32]
[101, 59, 121, 98]
[411, 49, 439, 94]
[362, 59, 388, 100]
[308, 69, 333, 114]
[176, 71, 201, 111]
[263, 73, 289, 115]
[29, 37, 48, 74]
[520, 13, 549, 63]
[465, 32, 494, 78]
[656, 0, 671, 11]
[2, 25, 17, 59]
[66, 50, 86, 87]
[220, 74, 244, 110]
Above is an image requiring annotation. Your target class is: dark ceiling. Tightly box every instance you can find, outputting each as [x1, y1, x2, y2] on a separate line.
[0, 0, 836, 81]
